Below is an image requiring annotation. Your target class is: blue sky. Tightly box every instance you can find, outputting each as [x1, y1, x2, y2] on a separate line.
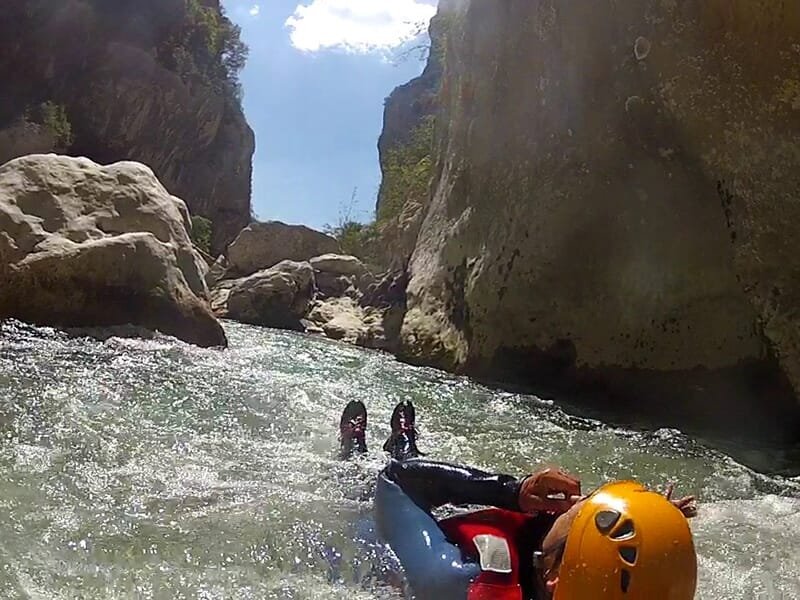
[223, 0, 438, 229]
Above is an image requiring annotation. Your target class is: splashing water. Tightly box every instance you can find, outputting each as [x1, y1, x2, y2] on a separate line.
[0, 320, 798, 599]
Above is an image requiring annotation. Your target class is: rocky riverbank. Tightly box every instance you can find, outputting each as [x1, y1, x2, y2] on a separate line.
[0, 152, 407, 355]
[208, 224, 408, 353]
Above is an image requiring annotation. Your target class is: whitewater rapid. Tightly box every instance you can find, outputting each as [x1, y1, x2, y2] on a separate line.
[0, 320, 797, 599]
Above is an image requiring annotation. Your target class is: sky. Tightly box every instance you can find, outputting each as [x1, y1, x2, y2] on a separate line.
[223, 0, 438, 230]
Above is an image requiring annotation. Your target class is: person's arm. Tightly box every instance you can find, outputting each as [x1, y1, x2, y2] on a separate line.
[383, 458, 523, 512]
[384, 458, 581, 514]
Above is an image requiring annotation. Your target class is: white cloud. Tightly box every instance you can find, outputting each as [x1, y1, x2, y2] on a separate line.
[249, 4, 260, 17]
[285, 0, 437, 53]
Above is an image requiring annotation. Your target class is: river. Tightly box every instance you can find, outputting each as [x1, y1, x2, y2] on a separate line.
[0, 320, 798, 599]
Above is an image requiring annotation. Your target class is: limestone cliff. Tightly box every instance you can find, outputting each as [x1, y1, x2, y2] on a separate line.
[388, 0, 800, 440]
[0, 0, 254, 254]
[372, 3, 452, 268]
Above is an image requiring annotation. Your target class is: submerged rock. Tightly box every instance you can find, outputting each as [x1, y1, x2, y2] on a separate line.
[227, 222, 340, 276]
[226, 260, 314, 330]
[0, 154, 226, 347]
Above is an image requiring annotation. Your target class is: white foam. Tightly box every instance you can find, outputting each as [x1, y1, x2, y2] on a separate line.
[694, 496, 800, 599]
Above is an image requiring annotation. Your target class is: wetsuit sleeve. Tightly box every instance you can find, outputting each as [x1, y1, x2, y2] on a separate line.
[375, 473, 480, 599]
[383, 458, 523, 512]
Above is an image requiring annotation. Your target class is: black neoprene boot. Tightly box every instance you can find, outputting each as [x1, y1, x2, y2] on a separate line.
[383, 400, 424, 461]
[340, 400, 368, 459]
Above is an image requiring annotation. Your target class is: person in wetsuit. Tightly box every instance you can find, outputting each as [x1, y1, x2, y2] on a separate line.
[339, 399, 699, 600]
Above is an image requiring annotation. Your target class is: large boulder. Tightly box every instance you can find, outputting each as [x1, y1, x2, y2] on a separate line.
[226, 260, 314, 330]
[307, 296, 402, 351]
[310, 253, 368, 277]
[308, 297, 368, 344]
[0, 154, 226, 347]
[227, 221, 340, 276]
[309, 253, 374, 299]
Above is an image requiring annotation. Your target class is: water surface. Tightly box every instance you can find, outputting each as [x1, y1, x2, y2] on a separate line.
[0, 320, 798, 599]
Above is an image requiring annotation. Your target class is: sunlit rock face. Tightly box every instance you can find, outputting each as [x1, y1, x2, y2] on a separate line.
[392, 0, 800, 435]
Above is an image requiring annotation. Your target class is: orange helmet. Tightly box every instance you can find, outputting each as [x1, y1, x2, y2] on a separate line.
[553, 481, 697, 600]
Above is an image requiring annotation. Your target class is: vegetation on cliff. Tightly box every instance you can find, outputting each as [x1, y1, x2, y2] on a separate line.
[326, 113, 436, 266]
[24, 102, 74, 149]
[191, 215, 214, 255]
[160, 0, 249, 102]
[0, 0, 254, 254]
[376, 115, 435, 223]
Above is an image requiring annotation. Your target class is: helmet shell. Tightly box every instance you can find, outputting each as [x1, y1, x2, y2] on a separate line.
[554, 481, 697, 600]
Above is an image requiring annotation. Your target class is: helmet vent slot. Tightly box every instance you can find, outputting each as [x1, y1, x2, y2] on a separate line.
[619, 546, 637, 564]
[621, 568, 631, 592]
[594, 510, 621, 533]
[610, 519, 635, 540]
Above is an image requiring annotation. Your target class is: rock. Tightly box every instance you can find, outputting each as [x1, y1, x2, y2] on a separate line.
[226, 260, 314, 330]
[0, 1, 254, 254]
[389, 0, 800, 438]
[205, 254, 230, 288]
[307, 297, 402, 351]
[361, 269, 409, 308]
[227, 221, 340, 276]
[315, 299, 368, 344]
[208, 276, 244, 318]
[314, 272, 356, 299]
[300, 319, 324, 335]
[310, 254, 368, 277]
[3, 233, 226, 347]
[0, 154, 225, 347]
[309, 254, 372, 299]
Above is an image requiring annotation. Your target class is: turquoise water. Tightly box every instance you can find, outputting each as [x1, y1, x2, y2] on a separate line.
[0, 320, 798, 599]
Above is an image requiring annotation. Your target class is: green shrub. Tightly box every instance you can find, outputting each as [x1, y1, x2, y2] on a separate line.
[190, 215, 213, 254]
[161, 0, 249, 104]
[322, 188, 381, 263]
[328, 221, 380, 259]
[26, 102, 73, 148]
[377, 114, 435, 223]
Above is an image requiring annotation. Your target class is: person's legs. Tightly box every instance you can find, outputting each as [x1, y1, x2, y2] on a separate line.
[339, 400, 368, 460]
[335, 401, 410, 593]
[383, 400, 424, 461]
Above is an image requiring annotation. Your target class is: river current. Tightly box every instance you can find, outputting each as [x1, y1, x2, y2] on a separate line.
[0, 320, 798, 599]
